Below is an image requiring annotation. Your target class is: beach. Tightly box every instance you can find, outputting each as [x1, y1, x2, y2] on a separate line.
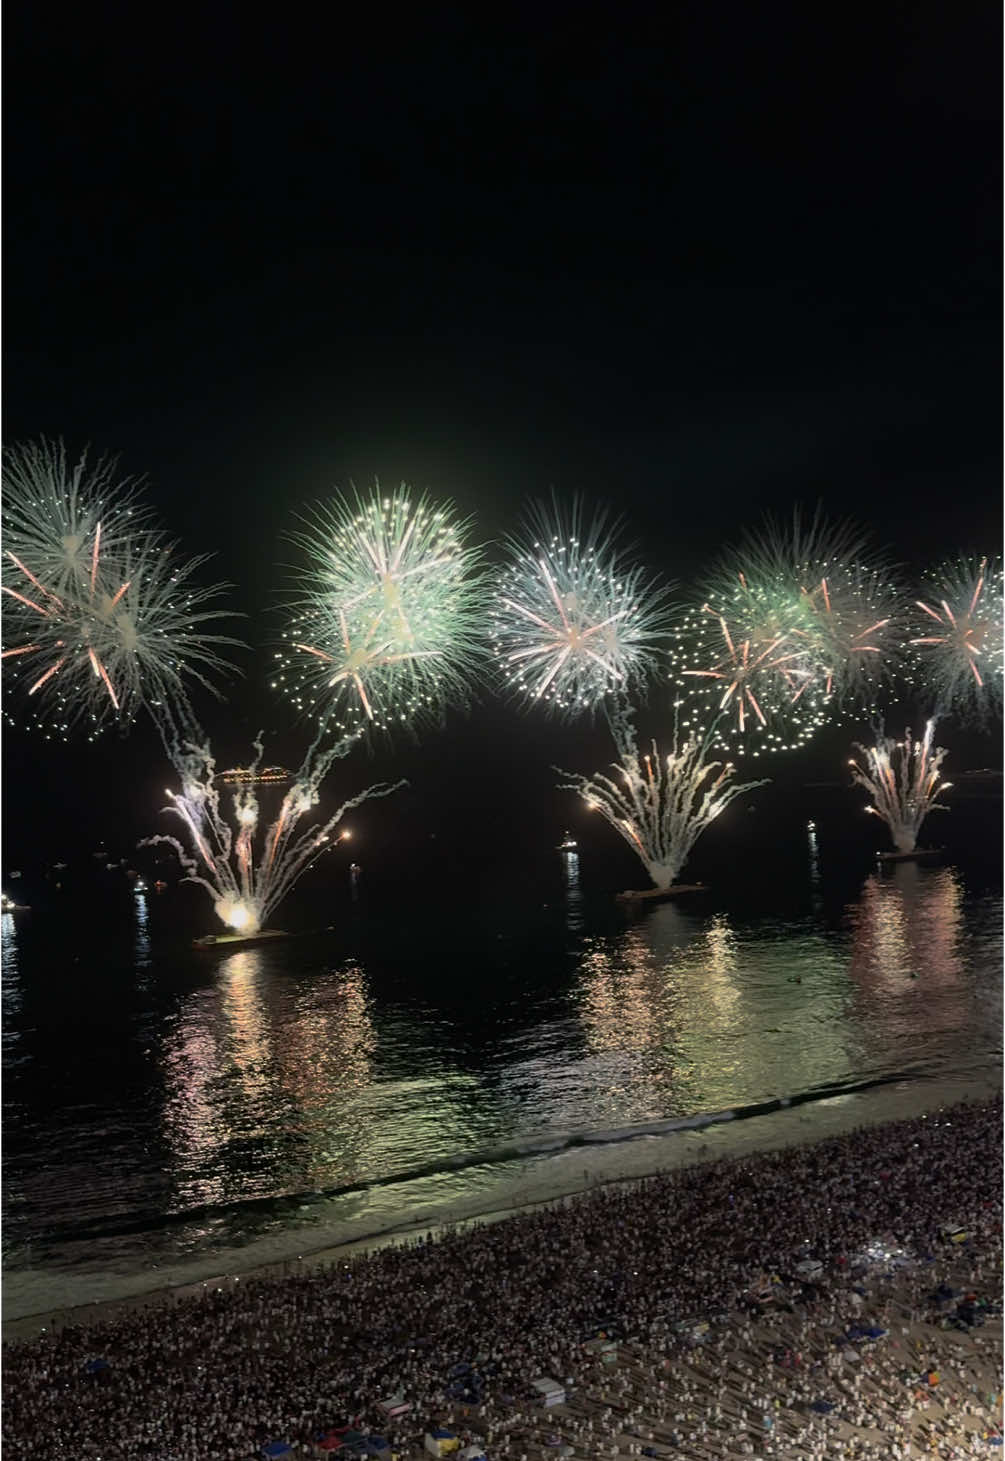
[3, 1069, 999, 1337]
[3, 1081, 1001, 1459]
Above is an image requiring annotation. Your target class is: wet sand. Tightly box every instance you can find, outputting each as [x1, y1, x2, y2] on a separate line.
[4, 1068, 998, 1342]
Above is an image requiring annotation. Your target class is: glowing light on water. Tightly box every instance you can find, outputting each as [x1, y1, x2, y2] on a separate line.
[489, 499, 673, 717]
[558, 703, 767, 890]
[849, 720, 951, 854]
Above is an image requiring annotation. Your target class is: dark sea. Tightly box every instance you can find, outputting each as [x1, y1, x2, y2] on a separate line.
[3, 789, 1001, 1320]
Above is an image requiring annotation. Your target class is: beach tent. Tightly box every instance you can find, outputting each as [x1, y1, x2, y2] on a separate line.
[424, 1428, 460, 1456]
[530, 1376, 565, 1408]
[378, 1395, 411, 1419]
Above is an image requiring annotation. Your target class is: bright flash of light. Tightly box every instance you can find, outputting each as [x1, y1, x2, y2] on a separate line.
[722, 510, 906, 712]
[489, 498, 673, 718]
[2, 439, 241, 739]
[277, 482, 487, 737]
[849, 720, 951, 854]
[908, 554, 1003, 726]
[142, 727, 405, 935]
[556, 701, 768, 890]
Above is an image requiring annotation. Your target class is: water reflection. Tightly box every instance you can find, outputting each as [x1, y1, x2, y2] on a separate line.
[1, 911, 19, 1019]
[134, 891, 150, 969]
[806, 821, 822, 913]
[845, 864, 971, 1052]
[575, 904, 851, 1120]
[160, 954, 381, 1211]
[561, 849, 583, 932]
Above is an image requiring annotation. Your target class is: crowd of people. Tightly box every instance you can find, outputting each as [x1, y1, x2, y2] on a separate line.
[3, 1095, 1002, 1459]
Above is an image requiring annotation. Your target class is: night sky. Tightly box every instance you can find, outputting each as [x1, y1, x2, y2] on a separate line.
[3, 7, 1001, 868]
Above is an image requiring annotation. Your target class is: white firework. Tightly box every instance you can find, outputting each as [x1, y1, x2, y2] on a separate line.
[909, 555, 1003, 725]
[489, 499, 673, 718]
[557, 700, 768, 890]
[276, 483, 487, 736]
[849, 720, 951, 854]
[143, 727, 405, 934]
[2, 438, 151, 600]
[2, 440, 239, 738]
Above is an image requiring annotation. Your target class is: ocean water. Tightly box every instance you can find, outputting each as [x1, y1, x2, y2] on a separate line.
[3, 809, 1002, 1321]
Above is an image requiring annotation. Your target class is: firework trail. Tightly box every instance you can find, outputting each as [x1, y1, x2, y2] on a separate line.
[908, 554, 1003, 726]
[2, 440, 240, 738]
[143, 720, 405, 934]
[849, 720, 951, 854]
[557, 700, 767, 890]
[276, 483, 487, 736]
[489, 497, 673, 718]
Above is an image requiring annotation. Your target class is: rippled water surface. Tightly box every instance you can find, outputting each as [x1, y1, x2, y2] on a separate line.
[3, 821, 1001, 1309]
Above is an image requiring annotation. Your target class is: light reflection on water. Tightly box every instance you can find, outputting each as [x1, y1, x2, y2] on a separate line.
[2, 858, 1001, 1275]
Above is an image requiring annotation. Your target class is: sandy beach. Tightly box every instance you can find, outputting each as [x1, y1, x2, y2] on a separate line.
[3, 1080, 1001, 1459]
[4, 1069, 999, 1339]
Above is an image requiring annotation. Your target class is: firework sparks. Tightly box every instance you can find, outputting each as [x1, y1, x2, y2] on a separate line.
[489, 498, 673, 718]
[668, 588, 829, 754]
[276, 483, 487, 736]
[908, 555, 1003, 725]
[2, 440, 240, 738]
[557, 701, 768, 890]
[849, 720, 951, 854]
[669, 513, 904, 753]
[142, 726, 405, 934]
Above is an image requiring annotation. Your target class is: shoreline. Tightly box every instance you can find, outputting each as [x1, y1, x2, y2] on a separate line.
[4, 1066, 1000, 1344]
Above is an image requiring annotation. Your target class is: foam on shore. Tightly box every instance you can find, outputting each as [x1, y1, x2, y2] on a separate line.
[4, 1066, 999, 1340]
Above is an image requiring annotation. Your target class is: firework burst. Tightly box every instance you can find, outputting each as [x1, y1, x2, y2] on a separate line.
[557, 701, 768, 890]
[668, 584, 830, 754]
[276, 483, 487, 736]
[669, 514, 902, 754]
[489, 498, 673, 718]
[733, 512, 905, 708]
[849, 720, 951, 853]
[908, 555, 1003, 725]
[2, 440, 240, 738]
[2, 438, 151, 600]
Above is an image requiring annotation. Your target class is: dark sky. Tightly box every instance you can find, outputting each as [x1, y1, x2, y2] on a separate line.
[3, 7, 1001, 863]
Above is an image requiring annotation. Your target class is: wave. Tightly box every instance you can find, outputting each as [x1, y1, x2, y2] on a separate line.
[11, 1070, 929, 1251]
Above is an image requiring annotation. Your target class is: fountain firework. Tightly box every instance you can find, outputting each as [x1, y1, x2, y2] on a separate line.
[489, 498, 673, 717]
[143, 724, 405, 934]
[557, 701, 768, 891]
[849, 720, 951, 854]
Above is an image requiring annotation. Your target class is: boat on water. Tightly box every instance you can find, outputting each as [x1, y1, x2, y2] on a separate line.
[557, 832, 578, 851]
[616, 883, 707, 902]
[877, 847, 945, 863]
[1, 894, 30, 913]
[192, 929, 291, 951]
